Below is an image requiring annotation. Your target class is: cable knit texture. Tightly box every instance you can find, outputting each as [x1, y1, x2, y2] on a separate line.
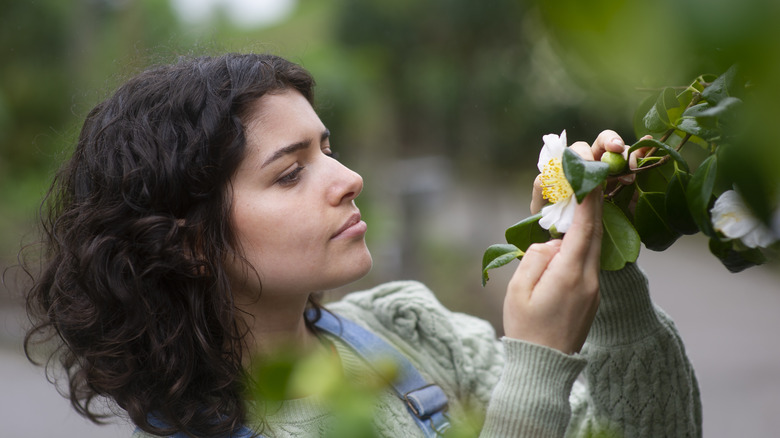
[567, 264, 703, 438]
[133, 263, 701, 437]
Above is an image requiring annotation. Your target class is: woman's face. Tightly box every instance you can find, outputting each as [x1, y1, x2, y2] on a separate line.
[227, 89, 372, 297]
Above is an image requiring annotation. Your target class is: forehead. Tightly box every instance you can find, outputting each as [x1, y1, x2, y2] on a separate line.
[244, 90, 322, 147]
[235, 89, 325, 174]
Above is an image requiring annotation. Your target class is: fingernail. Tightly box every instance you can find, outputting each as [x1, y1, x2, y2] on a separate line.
[611, 138, 624, 147]
[545, 239, 563, 248]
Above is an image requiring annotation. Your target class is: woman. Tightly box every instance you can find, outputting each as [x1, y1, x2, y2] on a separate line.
[24, 53, 701, 437]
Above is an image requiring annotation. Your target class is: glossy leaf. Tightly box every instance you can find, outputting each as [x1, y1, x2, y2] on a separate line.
[718, 143, 776, 224]
[693, 96, 742, 119]
[709, 237, 766, 273]
[686, 154, 718, 236]
[634, 90, 662, 138]
[600, 202, 641, 271]
[636, 166, 671, 193]
[562, 148, 610, 203]
[481, 244, 523, 285]
[505, 213, 549, 251]
[629, 138, 689, 172]
[643, 87, 680, 131]
[642, 106, 668, 133]
[701, 65, 738, 105]
[677, 116, 721, 142]
[634, 192, 681, 251]
[665, 168, 699, 234]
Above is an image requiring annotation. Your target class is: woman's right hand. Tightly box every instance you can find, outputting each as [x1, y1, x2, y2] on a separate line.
[502, 130, 624, 354]
[502, 189, 603, 354]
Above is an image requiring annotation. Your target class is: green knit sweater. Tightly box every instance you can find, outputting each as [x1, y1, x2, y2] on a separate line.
[135, 263, 702, 437]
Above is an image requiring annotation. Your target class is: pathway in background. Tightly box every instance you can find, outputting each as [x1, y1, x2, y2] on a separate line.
[2, 232, 778, 437]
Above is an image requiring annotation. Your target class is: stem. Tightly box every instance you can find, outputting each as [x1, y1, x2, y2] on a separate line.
[606, 91, 702, 202]
[606, 182, 625, 200]
[677, 133, 692, 152]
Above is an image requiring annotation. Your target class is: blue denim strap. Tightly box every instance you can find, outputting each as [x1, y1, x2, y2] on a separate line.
[136, 414, 258, 437]
[310, 309, 451, 437]
[135, 310, 451, 438]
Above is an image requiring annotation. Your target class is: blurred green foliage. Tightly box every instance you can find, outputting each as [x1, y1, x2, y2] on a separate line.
[3, 0, 778, 281]
[534, 0, 780, 220]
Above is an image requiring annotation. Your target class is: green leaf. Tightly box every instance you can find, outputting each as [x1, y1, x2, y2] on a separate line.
[677, 98, 742, 142]
[643, 87, 682, 131]
[636, 167, 672, 194]
[675, 83, 701, 110]
[505, 213, 550, 252]
[562, 148, 610, 203]
[718, 143, 776, 225]
[701, 65, 738, 105]
[692, 96, 742, 119]
[665, 168, 699, 234]
[481, 244, 524, 285]
[709, 237, 766, 273]
[600, 202, 641, 271]
[628, 138, 689, 172]
[686, 154, 718, 236]
[634, 90, 662, 138]
[634, 192, 682, 251]
[677, 117, 721, 142]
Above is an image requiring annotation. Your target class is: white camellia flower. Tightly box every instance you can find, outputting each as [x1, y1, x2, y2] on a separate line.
[537, 130, 578, 233]
[710, 189, 778, 248]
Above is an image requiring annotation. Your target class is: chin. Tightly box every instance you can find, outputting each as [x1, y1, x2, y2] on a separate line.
[349, 249, 374, 282]
[334, 248, 373, 289]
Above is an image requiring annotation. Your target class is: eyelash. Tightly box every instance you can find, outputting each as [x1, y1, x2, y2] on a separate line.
[275, 150, 340, 186]
[277, 166, 305, 186]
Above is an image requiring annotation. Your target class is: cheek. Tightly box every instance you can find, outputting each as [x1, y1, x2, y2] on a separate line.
[233, 197, 324, 261]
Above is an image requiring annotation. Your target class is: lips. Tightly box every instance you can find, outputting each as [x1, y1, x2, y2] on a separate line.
[331, 212, 365, 239]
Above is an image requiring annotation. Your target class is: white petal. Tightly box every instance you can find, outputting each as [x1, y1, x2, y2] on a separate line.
[740, 224, 777, 248]
[538, 130, 567, 171]
[711, 190, 751, 239]
[711, 190, 741, 215]
[539, 202, 563, 230]
[711, 189, 779, 248]
[554, 196, 577, 233]
[715, 216, 754, 240]
[539, 195, 577, 233]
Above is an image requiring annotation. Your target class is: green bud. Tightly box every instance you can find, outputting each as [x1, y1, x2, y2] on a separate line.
[601, 151, 627, 175]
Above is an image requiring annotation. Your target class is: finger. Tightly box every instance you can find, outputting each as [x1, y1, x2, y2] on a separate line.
[617, 173, 636, 185]
[569, 141, 595, 161]
[592, 130, 625, 160]
[583, 191, 604, 271]
[628, 146, 651, 170]
[559, 188, 603, 266]
[509, 240, 562, 294]
[531, 175, 545, 214]
[619, 136, 653, 185]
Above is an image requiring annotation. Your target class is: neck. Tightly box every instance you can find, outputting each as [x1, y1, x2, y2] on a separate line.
[237, 291, 321, 358]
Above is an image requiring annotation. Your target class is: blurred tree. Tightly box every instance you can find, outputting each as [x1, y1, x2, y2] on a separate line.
[332, 0, 630, 176]
[0, 0, 186, 261]
[533, 0, 780, 228]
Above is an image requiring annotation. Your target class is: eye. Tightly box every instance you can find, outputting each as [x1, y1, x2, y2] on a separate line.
[276, 165, 305, 186]
[324, 149, 340, 160]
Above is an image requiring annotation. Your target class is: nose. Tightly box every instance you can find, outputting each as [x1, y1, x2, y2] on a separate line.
[328, 160, 363, 206]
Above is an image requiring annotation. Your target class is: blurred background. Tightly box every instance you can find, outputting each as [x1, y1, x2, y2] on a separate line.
[1, 0, 778, 436]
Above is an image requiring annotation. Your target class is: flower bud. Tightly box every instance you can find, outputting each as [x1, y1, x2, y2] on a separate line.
[601, 151, 627, 175]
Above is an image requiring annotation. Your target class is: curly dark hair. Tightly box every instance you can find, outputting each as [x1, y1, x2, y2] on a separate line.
[23, 53, 318, 437]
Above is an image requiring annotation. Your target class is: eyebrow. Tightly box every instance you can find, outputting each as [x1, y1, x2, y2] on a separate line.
[261, 129, 330, 169]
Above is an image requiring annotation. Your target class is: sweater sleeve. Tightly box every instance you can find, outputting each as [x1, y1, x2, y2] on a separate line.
[566, 263, 702, 438]
[329, 281, 590, 437]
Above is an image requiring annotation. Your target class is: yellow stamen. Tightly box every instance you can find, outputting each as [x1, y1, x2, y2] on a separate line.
[540, 158, 573, 204]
